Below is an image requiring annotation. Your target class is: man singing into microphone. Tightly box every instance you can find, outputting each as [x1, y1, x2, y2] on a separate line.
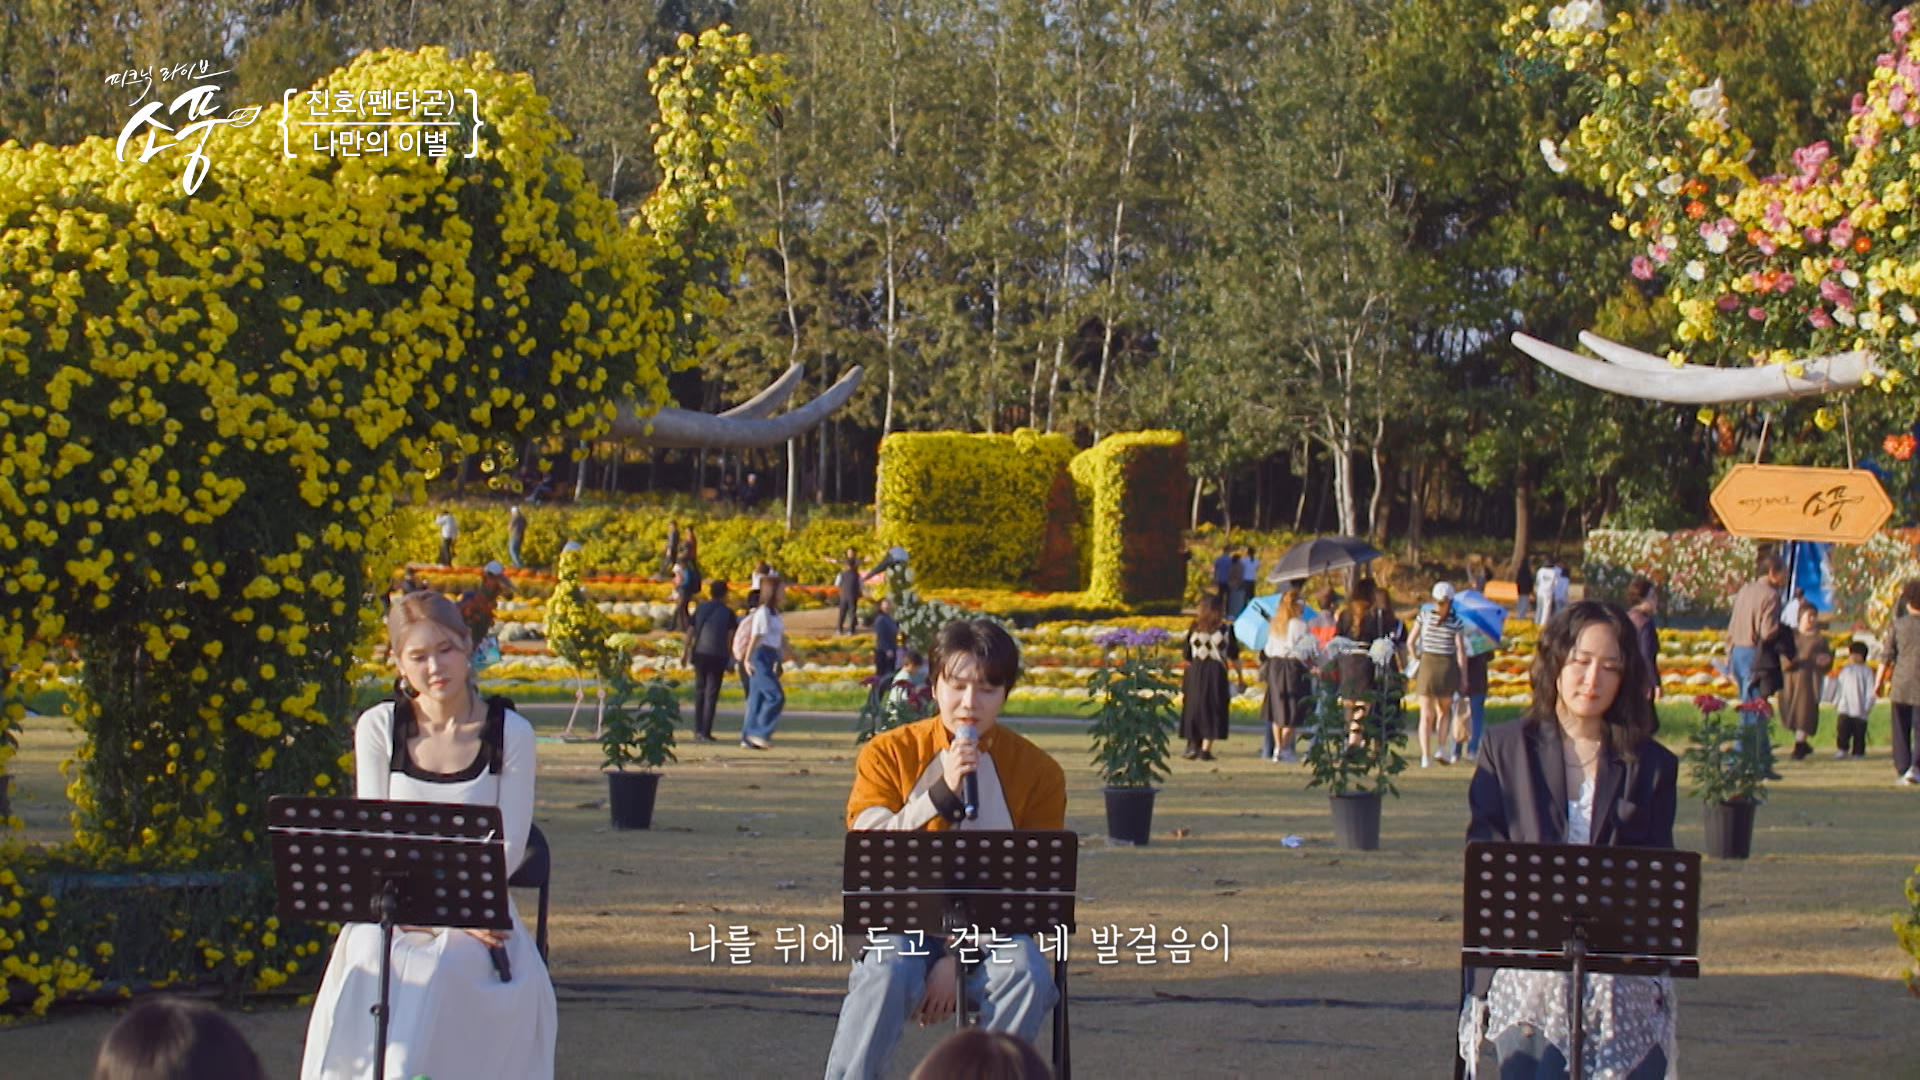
[823, 618, 1065, 1080]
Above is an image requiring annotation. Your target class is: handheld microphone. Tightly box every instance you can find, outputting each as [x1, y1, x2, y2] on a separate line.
[955, 720, 979, 821]
[489, 942, 513, 983]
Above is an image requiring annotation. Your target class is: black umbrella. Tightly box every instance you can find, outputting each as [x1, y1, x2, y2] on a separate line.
[1266, 535, 1383, 582]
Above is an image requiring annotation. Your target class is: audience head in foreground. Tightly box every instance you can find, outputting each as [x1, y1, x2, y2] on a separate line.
[93, 997, 265, 1080]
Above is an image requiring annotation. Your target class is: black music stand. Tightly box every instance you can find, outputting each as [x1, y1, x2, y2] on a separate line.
[269, 796, 513, 1080]
[1460, 841, 1700, 1080]
[842, 830, 1078, 1079]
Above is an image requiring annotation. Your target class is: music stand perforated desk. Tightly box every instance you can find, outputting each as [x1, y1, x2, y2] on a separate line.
[1462, 842, 1700, 1080]
[842, 830, 1078, 1079]
[269, 796, 512, 1080]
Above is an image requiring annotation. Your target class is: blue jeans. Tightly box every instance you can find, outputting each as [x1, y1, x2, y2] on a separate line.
[1728, 644, 1757, 702]
[824, 934, 1057, 1080]
[1490, 1024, 1666, 1079]
[508, 534, 523, 569]
[741, 645, 785, 743]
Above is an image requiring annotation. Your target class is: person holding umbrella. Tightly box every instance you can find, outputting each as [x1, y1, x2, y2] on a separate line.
[1413, 582, 1472, 768]
[1445, 587, 1508, 762]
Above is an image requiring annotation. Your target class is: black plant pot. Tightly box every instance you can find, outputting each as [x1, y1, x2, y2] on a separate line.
[1702, 799, 1757, 859]
[607, 770, 662, 830]
[1329, 791, 1382, 851]
[1103, 786, 1157, 845]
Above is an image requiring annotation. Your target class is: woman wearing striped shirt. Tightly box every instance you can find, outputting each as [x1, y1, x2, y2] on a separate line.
[1415, 582, 1472, 768]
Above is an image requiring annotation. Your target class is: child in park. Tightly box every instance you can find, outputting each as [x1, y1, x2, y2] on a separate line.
[1827, 639, 1876, 759]
[887, 649, 927, 706]
[1780, 601, 1834, 762]
[887, 641, 925, 691]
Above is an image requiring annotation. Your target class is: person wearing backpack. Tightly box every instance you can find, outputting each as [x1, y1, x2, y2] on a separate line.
[731, 599, 758, 699]
[739, 578, 790, 750]
[671, 558, 702, 633]
[683, 580, 739, 744]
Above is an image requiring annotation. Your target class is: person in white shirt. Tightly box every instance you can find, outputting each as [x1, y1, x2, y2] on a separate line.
[739, 578, 789, 749]
[1260, 590, 1320, 762]
[435, 509, 458, 567]
[1826, 639, 1876, 759]
[301, 591, 555, 1079]
[1533, 561, 1560, 627]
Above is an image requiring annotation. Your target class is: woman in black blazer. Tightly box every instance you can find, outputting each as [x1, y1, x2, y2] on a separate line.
[1459, 600, 1679, 1079]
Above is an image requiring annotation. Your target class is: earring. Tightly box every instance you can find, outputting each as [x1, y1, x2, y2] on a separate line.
[395, 675, 420, 700]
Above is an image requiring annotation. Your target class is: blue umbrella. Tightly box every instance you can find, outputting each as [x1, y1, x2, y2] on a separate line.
[1453, 590, 1507, 640]
[1426, 590, 1506, 656]
[1234, 592, 1319, 653]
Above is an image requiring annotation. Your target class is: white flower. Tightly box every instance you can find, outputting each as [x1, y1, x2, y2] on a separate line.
[1835, 306, 1858, 327]
[1539, 138, 1571, 174]
[1657, 173, 1686, 196]
[1859, 311, 1880, 331]
[1368, 638, 1398, 667]
[1704, 231, 1731, 254]
[1685, 260, 1708, 282]
[1688, 79, 1726, 121]
[1842, 268, 1861, 289]
[1548, 1, 1607, 33]
[1899, 303, 1916, 325]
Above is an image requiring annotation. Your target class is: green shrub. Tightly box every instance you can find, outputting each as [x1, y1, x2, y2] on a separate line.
[1069, 431, 1188, 604]
[877, 430, 1078, 589]
[388, 503, 888, 591]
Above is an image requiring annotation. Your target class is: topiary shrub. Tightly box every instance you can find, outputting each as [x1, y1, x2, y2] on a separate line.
[876, 430, 1078, 589]
[1069, 431, 1188, 605]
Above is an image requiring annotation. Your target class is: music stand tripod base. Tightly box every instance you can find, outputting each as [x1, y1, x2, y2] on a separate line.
[269, 796, 513, 1080]
[1461, 841, 1700, 1080]
[841, 830, 1079, 1078]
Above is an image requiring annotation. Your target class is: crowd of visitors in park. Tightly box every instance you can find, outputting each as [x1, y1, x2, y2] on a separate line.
[407, 509, 1920, 785]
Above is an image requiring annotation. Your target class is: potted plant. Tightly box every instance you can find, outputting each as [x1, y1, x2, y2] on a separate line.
[1683, 695, 1772, 859]
[1085, 626, 1179, 845]
[1897, 863, 1920, 995]
[598, 659, 680, 830]
[1302, 645, 1409, 851]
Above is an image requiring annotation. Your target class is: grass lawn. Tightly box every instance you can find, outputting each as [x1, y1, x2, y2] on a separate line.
[3, 706, 1919, 1077]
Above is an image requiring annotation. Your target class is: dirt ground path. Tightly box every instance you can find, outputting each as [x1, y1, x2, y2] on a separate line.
[4, 710, 1919, 1077]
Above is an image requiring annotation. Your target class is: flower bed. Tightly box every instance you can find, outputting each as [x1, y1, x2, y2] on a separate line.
[1585, 529, 1920, 623]
[456, 611, 1870, 710]
[405, 566, 832, 610]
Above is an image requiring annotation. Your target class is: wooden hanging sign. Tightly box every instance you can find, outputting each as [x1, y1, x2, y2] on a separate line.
[1708, 464, 1894, 544]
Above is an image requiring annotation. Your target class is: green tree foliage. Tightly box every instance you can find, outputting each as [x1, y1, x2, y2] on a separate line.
[5, 0, 1903, 544]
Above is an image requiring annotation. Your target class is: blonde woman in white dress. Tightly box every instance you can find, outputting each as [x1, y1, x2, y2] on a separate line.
[301, 591, 556, 1080]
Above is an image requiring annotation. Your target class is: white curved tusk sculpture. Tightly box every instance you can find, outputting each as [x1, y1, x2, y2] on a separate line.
[1513, 331, 1881, 404]
[601, 364, 865, 449]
